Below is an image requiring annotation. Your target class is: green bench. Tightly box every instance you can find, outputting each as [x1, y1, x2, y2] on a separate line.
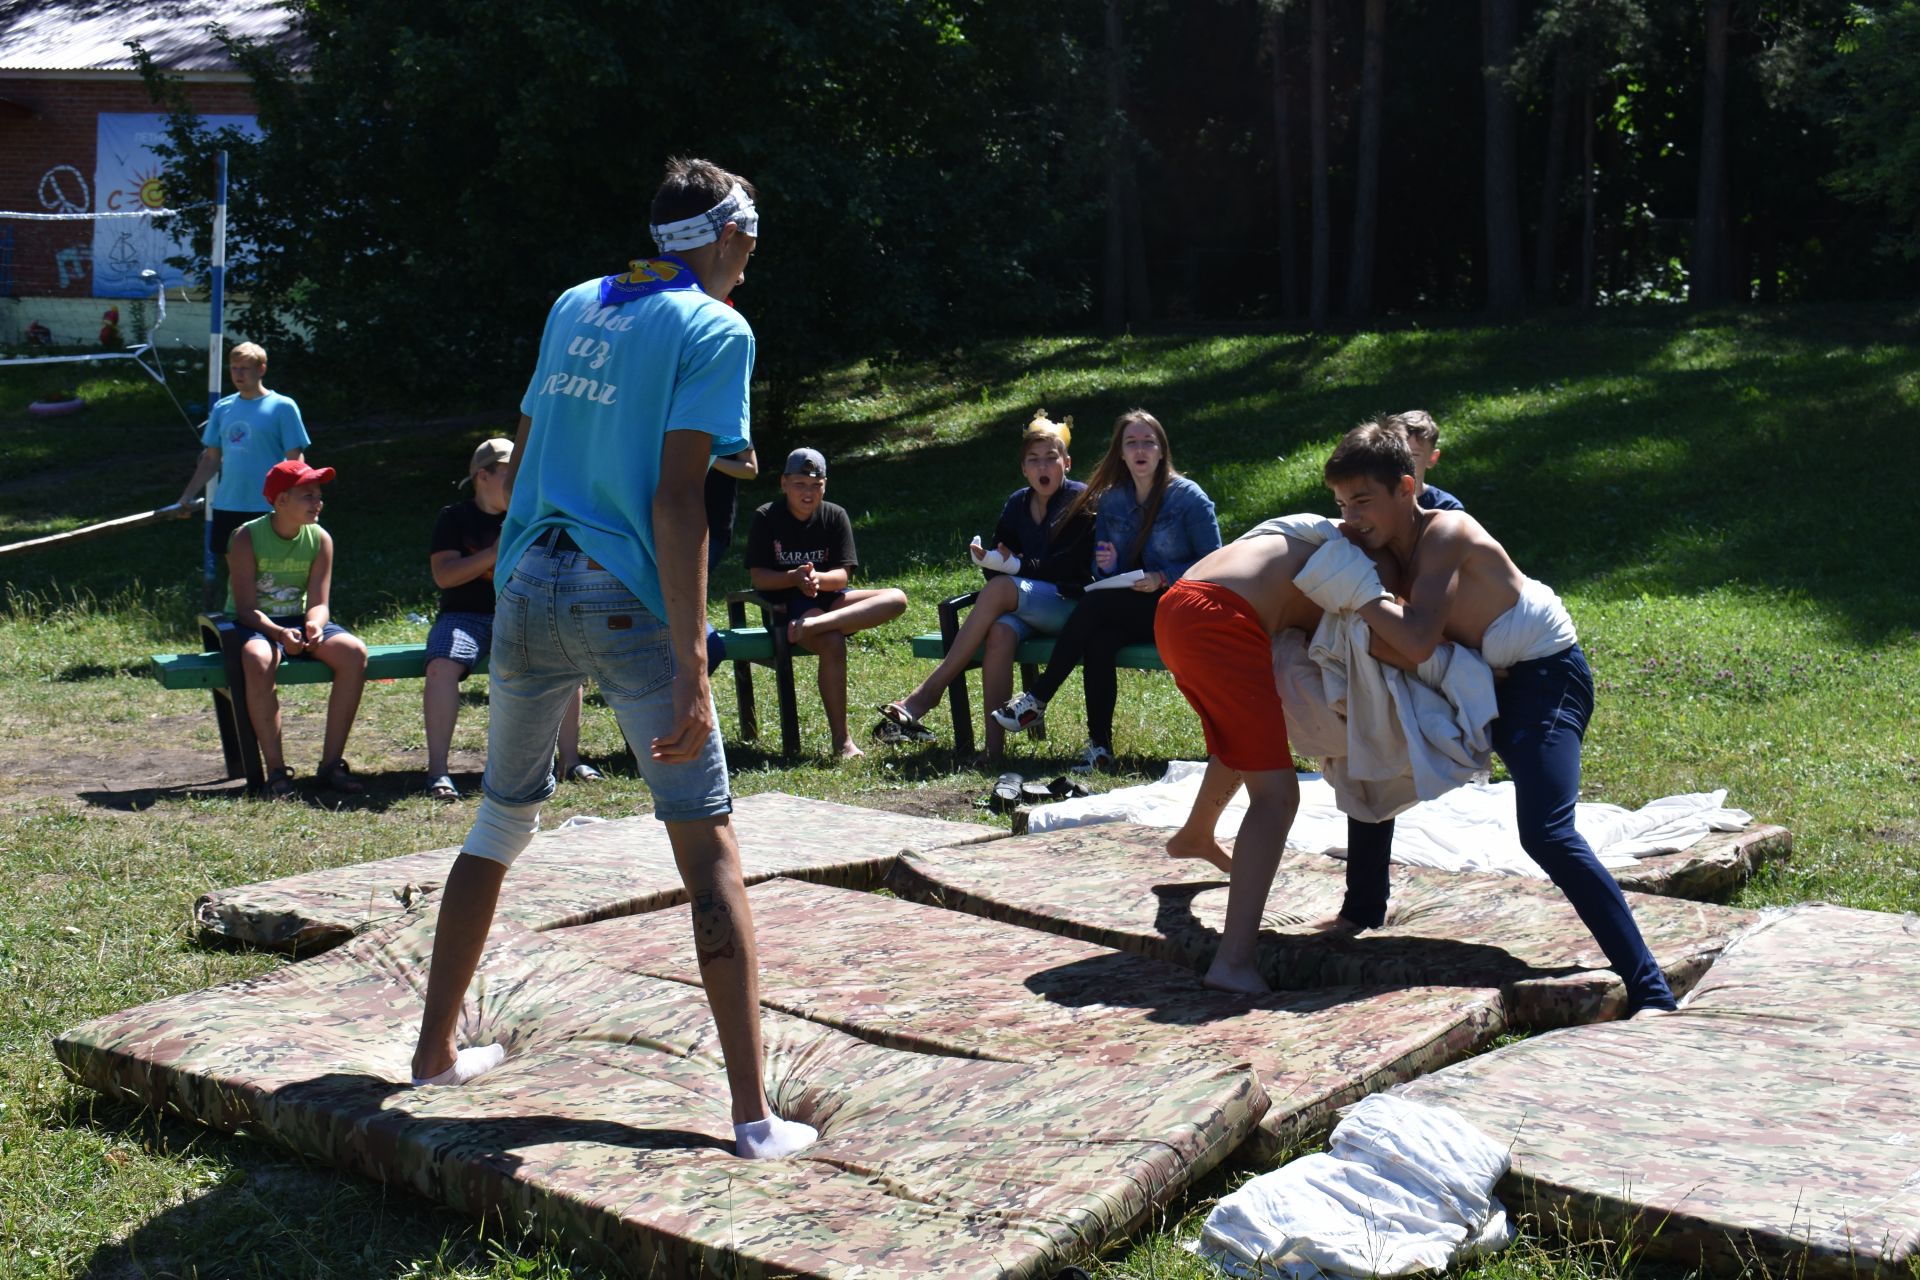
[151, 595, 807, 791]
[908, 590, 1166, 758]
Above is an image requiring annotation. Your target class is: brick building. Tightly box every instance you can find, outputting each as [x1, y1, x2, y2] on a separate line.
[0, 1, 304, 343]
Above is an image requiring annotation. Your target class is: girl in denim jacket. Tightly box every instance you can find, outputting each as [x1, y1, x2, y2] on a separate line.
[990, 409, 1221, 771]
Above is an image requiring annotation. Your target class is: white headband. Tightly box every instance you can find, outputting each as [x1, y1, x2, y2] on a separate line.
[650, 183, 759, 252]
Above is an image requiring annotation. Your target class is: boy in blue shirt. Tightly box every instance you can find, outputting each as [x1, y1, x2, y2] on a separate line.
[1393, 409, 1463, 512]
[176, 342, 312, 592]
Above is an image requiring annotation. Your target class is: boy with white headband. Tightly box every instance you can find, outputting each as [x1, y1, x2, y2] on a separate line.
[407, 157, 819, 1159]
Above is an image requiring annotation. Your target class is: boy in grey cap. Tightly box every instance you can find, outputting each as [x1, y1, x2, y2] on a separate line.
[744, 447, 906, 759]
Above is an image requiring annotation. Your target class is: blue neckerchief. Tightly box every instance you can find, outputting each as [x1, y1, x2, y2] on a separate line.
[599, 253, 702, 307]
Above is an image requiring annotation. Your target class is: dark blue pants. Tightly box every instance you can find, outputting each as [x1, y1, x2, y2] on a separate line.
[1340, 644, 1676, 1014]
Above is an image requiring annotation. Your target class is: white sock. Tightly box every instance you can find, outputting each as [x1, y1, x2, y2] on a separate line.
[733, 1114, 818, 1160]
[411, 1043, 506, 1087]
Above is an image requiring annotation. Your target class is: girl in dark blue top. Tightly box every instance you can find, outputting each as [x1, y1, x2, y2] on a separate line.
[878, 414, 1094, 761]
[990, 408, 1221, 772]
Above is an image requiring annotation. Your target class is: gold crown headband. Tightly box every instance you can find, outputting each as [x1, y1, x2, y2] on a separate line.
[1025, 410, 1072, 451]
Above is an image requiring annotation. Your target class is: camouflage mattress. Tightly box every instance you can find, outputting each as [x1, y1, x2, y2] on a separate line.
[1396, 903, 1920, 1277]
[886, 822, 1753, 1030]
[550, 879, 1507, 1160]
[1611, 824, 1792, 899]
[194, 792, 992, 953]
[56, 913, 1263, 1278]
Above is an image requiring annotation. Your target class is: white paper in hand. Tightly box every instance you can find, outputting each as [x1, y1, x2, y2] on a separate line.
[1085, 569, 1147, 592]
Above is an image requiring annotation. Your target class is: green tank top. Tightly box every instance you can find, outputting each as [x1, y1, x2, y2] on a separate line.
[225, 515, 322, 615]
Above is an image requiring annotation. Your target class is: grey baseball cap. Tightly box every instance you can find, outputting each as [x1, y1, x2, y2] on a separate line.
[783, 447, 827, 477]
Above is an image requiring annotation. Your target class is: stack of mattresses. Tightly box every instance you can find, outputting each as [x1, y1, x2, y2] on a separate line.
[886, 822, 1754, 1028]
[56, 914, 1264, 1278]
[1612, 824, 1792, 899]
[1397, 903, 1920, 1277]
[194, 792, 993, 952]
[548, 878, 1509, 1159]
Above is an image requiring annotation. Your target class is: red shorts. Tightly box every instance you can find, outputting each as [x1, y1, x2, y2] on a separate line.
[1155, 579, 1292, 772]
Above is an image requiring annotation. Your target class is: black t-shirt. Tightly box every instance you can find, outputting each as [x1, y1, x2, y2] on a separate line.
[430, 500, 504, 615]
[745, 498, 859, 606]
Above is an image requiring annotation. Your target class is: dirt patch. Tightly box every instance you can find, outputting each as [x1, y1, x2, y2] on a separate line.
[843, 783, 998, 827]
[1877, 824, 1920, 850]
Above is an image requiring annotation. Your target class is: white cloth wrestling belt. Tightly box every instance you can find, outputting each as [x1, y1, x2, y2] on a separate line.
[1271, 526, 1499, 822]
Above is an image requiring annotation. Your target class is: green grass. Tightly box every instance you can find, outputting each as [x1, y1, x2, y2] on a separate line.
[2, 304, 1918, 1277]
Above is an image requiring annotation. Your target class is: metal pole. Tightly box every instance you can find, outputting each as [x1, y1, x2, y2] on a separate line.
[202, 150, 228, 609]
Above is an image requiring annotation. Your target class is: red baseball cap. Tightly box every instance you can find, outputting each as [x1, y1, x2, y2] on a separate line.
[262, 459, 336, 503]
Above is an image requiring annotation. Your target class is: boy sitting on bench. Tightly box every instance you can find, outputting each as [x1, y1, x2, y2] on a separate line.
[744, 447, 906, 760]
[227, 459, 369, 796]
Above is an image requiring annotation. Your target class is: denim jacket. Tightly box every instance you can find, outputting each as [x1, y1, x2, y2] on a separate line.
[1091, 474, 1221, 584]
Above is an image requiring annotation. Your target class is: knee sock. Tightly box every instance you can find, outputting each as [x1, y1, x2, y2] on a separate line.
[734, 1114, 818, 1159]
[463, 795, 542, 867]
[411, 1043, 506, 1087]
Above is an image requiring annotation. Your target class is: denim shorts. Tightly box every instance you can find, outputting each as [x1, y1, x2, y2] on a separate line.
[484, 541, 730, 822]
[426, 611, 492, 671]
[235, 617, 352, 660]
[994, 577, 1078, 643]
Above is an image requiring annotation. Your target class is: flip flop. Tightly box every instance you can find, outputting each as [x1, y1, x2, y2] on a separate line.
[1019, 779, 1054, 803]
[424, 774, 460, 801]
[566, 763, 604, 783]
[264, 765, 296, 799]
[989, 772, 1024, 813]
[876, 701, 936, 743]
[1046, 775, 1094, 799]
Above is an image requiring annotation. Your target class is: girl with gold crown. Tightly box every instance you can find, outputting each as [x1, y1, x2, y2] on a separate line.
[875, 411, 1094, 764]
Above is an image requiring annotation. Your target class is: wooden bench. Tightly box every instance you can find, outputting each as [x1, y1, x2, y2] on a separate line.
[151, 599, 807, 790]
[908, 590, 1166, 758]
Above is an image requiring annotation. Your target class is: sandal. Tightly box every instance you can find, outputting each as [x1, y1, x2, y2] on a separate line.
[566, 763, 604, 783]
[264, 765, 296, 799]
[876, 701, 936, 743]
[424, 774, 460, 801]
[989, 772, 1024, 814]
[317, 758, 366, 795]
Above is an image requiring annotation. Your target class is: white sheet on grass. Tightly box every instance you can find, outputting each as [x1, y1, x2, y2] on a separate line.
[1193, 1092, 1513, 1279]
[1025, 761, 1752, 878]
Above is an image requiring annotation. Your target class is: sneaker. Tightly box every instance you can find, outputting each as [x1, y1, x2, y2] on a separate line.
[990, 691, 1045, 733]
[1069, 743, 1114, 774]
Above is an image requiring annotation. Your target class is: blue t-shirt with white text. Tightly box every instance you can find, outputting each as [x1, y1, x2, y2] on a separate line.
[201, 391, 310, 512]
[505, 276, 754, 618]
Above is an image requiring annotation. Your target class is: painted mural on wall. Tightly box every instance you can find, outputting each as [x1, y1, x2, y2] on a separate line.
[92, 112, 260, 298]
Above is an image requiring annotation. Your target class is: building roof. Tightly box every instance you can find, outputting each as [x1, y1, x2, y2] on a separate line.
[0, 1, 309, 75]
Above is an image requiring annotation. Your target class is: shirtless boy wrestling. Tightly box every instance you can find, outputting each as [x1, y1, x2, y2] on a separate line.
[1306, 418, 1677, 1015]
[1156, 525, 1327, 994]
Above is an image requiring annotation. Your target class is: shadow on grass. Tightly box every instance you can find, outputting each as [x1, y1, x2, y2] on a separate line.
[57, 1090, 620, 1279]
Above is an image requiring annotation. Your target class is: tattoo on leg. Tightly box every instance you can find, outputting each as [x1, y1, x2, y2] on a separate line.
[691, 891, 738, 964]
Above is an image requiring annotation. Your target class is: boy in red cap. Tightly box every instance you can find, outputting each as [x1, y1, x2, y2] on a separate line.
[227, 459, 369, 796]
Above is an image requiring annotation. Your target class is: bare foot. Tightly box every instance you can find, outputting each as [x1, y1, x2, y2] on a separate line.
[1166, 829, 1234, 875]
[1305, 913, 1367, 936]
[1631, 1005, 1680, 1021]
[787, 616, 809, 645]
[1202, 960, 1272, 996]
[834, 739, 865, 761]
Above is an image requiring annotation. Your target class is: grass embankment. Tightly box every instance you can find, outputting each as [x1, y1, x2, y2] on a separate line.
[1, 305, 1916, 1277]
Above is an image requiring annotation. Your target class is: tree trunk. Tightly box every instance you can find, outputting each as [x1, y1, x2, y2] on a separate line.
[1102, 0, 1128, 331]
[1265, 3, 1300, 319]
[1480, 0, 1525, 316]
[1690, 0, 1731, 305]
[1579, 82, 1597, 309]
[1533, 47, 1573, 306]
[1308, 0, 1330, 328]
[1344, 0, 1386, 319]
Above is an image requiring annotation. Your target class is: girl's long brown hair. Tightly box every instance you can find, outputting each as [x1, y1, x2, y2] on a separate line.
[1061, 409, 1177, 569]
